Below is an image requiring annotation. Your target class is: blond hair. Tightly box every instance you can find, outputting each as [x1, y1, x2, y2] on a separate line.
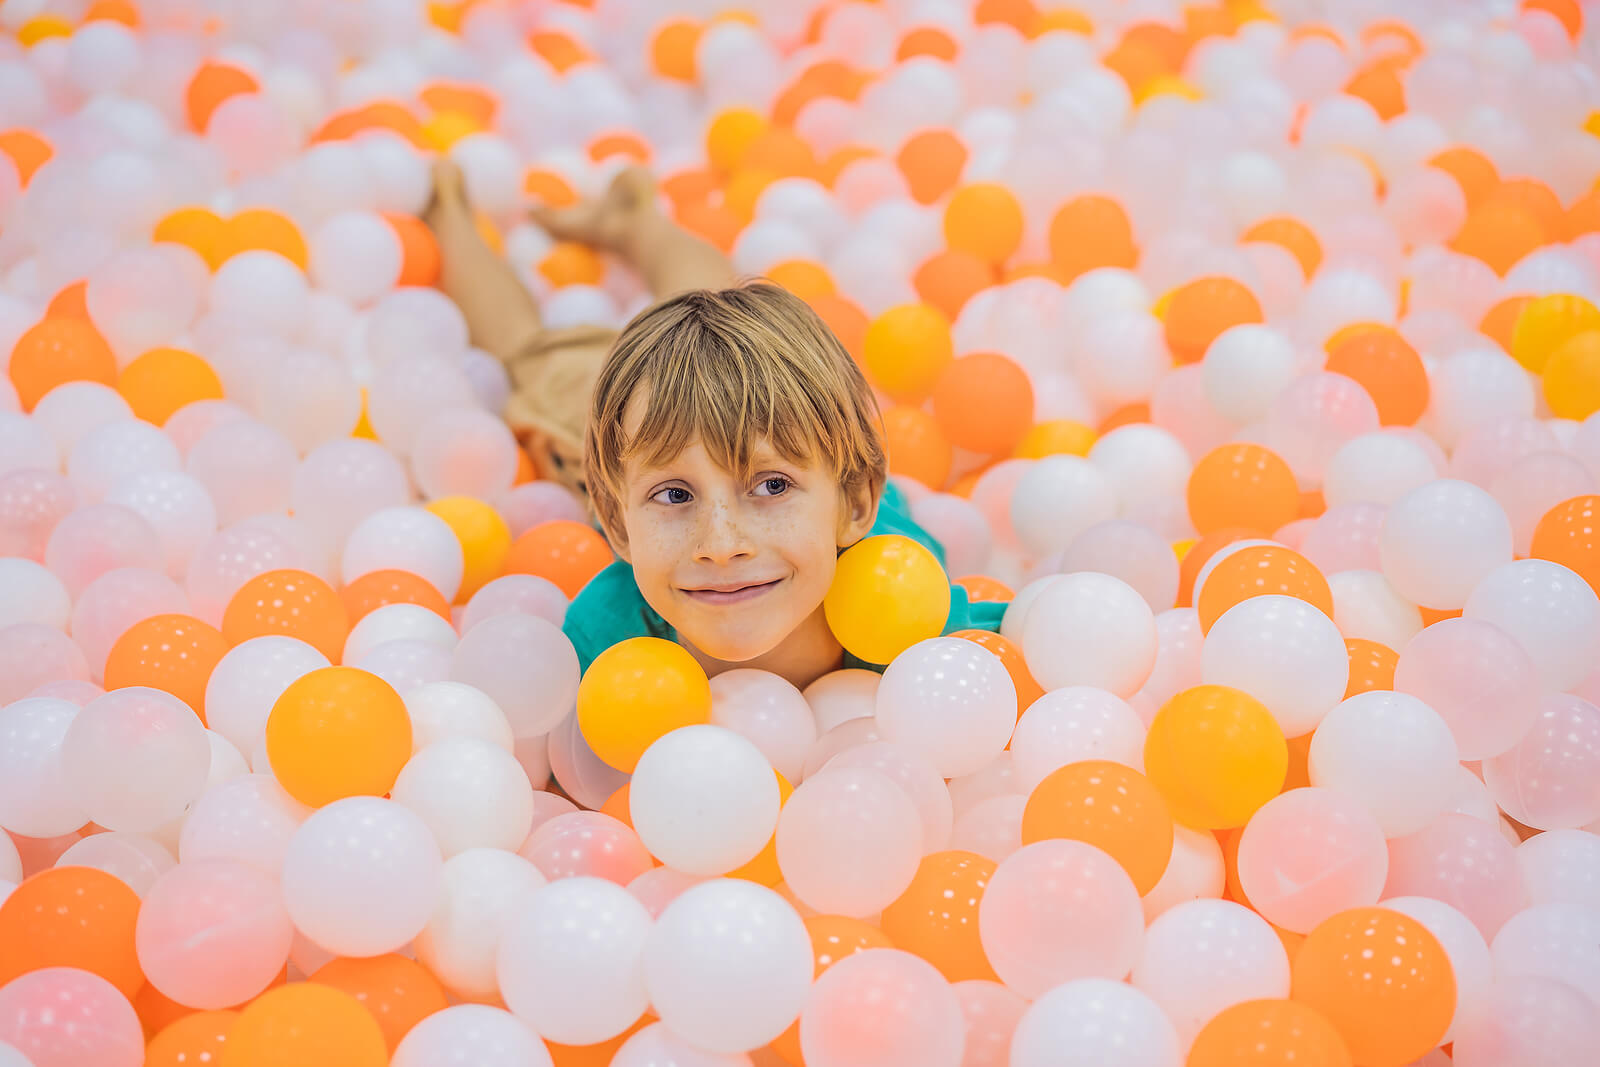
[585, 282, 886, 545]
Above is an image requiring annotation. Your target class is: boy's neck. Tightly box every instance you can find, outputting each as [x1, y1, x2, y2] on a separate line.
[680, 603, 845, 692]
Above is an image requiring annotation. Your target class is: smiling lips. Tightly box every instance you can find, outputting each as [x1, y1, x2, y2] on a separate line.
[681, 578, 783, 605]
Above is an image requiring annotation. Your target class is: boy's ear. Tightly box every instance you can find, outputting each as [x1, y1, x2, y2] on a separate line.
[837, 479, 879, 548]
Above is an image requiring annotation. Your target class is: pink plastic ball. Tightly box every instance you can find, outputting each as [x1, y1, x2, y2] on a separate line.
[953, 979, 1027, 1067]
[410, 408, 519, 501]
[821, 742, 952, 854]
[185, 521, 310, 627]
[1010, 687, 1145, 793]
[1449, 417, 1561, 490]
[70, 567, 188, 678]
[1385, 813, 1527, 941]
[709, 669, 817, 784]
[1517, 829, 1600, 911]
[776, 765, 923, 917]
[517, 811, 653, 886]
[460, 574, 567, 634]
[0, 697, 88, 837]
[1060, 520, 1180, 612]
[102, 471, 216, 578]
[951, 794, 1025, 865]
[876, 638, 1016, 778]
[1483, 694, 1600, 831]
[290, 438, 412, 552]
[366, 356, 479, 456]
[1490, 905, 1600, 1006]
[177, 772, 309, 875]
[1132, 898, 1290, 1047]
[44, 502, 163, 596]
[1394, 615, 1542, 761]
[1299, 502, 1385, 574]
[0, 469, 76, 561]
[1452, 974, 1600, 1067]
[55, 832, 174, 898]
[800, 948, 963, 1067]
[0, 967, 143, 1067]
[495, 481, 586, 538]
[135, 857, 294, 1009]
[802, 669, 879, 735]
[163, 400, 249, 456]
[1236, 786, 1389, 934]
[0, 624, 90, 708]
[184, 419, 297, 526]
[449, 612, 579, 739]
[545, 713, 627, 810]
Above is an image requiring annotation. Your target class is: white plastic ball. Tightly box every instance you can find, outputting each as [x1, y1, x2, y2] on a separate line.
[1380, 479, 1513, 610]
[1021, 572, 1157, 696]
[1310, 691, 1461, 837]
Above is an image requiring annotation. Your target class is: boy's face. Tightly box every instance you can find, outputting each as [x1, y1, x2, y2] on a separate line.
[613, 433, 875, 665]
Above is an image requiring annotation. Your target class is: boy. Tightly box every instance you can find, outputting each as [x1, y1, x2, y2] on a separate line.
[428, 166, 1002, 689]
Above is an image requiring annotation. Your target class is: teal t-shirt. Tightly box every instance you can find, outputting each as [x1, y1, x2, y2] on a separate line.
[562, 482, 1006, 674]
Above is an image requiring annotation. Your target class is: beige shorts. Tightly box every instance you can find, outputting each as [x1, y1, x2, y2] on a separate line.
[501, 325, 616, 500]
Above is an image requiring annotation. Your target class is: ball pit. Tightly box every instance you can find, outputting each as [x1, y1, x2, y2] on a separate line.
[2, 1, 1600, 1064]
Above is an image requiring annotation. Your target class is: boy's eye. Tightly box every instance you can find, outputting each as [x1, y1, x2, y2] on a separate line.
[755, 476, 792, 497]
[652, 486, 692, 505]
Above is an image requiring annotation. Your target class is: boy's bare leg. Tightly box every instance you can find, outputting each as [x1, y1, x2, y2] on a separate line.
[422, 160, 548, 365]
[530, 166, 737, 299]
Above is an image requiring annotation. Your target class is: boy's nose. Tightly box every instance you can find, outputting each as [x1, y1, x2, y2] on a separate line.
[695, 504, 754, 563]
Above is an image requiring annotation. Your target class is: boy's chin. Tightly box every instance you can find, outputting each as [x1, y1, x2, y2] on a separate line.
[675, 621, 786, 666]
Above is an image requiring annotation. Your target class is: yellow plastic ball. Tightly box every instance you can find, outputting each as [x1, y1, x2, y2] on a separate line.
[422, 110, 485, 152]
[1143, 684, 1287, 830]
[1511, 293, 1600, 373]
[425, 496, 512, 603]
[862, 303, 954, 402]
[824, 534, 952, 666]
[706, 107, 766, 173]
[265, 667, 413, 808]
[1015, 419, 1096, 459]
[576, 637, 712, 772]
[1543, 330, 1600, 420]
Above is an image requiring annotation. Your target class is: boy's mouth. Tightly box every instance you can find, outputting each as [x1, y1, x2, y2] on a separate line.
[680, 578, 783, 605]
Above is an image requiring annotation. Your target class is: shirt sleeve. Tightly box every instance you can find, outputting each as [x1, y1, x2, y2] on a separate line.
[941, 582, 1008, 636]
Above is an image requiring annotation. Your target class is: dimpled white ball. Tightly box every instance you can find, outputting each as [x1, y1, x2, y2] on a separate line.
[1202, 595, 1348, 738]
[1009, 456, 1118, 558]
[391, 738, 536, 857]
[1380, 479, 1513, 610]
[1011, 687, 1146, 793]
[645, 878, 813, 1054]
[498, 875, 652, 1046]
[1310, 690, 1461, 838]
[60, 687, 211, 833]
[403, 681, 514, 754]
[391, 1005, 552, 1067]
[343, 603, 459, 664]
[1010, 978, 1180, 1067]
[341, 506, 465, 603]
[1323, 432, 1439, 508]
[876, 637, 1016, 778]
[629, 725, 780, 876]
[0, 697, 88, 837]
[1022, 572, 1157, 697]
[414, 847, 545, 1001]
[1463, 559, 1600, 693]
[1201, 326, 1297, 425]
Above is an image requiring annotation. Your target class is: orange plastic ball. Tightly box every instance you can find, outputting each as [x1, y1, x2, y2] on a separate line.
[880, 849, 998, 982]
[9, 316, 118, 411]
[770, 915, 896, 1064]
[0, 129, 53, 185]
[1187, 998, 1353, 1067]
[705, 107, 766, 173]
[539, 242, 605, 287]
[1164, 276, 1264, 364]
[862, 304, 954, 402]
[528, 29, 593, 73]
[217, 209, 309, 270]
[1524, 0, 1583, 39]
[147, 1010, 239, 1067]
[1015, 418, 1096, 460]
[1196, 544, 1334, 634]
[117, 347, 225, 425]
[897, 26, 960, 61]
[187, 61, 259, 133]
[525, 167, 580, 208]
[1343, 638, 1397, 698]
[950, 577, 1014, 603]
[1187, 443, 1300, 537]
[338, 569, 453, 626]
[765, 260, 836, 302]
[503, 520, 613, 599]
[1145, 685, 1288, 830]
[1343, 62, 1405, 119]
[0, 865, 145, 999]
[809, 294, 869, 361]
[547, 1017, 651, 1067]
[896, 128, 968, 206]
[650, 19, 702, 81]
[103, 614, 229, 722]
[46, 280, 89, 320]
[1487, 178, 1564, 240]
[944, 183, 1024, 265]
[1049, 195, 1138, 281]
[222, 982, 388, 1067]
[931, 352, 1035, 456]
[883, 405, 954, 490]
[264, 667, 413, 808]
[222, 569, 349, 663]
[1241, 216, 1323, 279]
[1531, 494, 1600, 596]
[310, 955, 448, 1053]
[913, 249, 996, 322]
[1428, 146, 1500, 210]
[384, 213, 441, 288]
[1021, 760, 1175, 894]
[951, 628, 1043, 716]
[1479, 294, 1532, 353]
[1324, 328, 1428, 425]
[154, 207, 229, 271]
[1291, 907, 1456, 1067]
[1450, 201, 1546, 276]
[1177, 527, 1260, 607]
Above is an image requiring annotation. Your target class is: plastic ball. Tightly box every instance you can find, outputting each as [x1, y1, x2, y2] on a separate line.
[1144, 685, 1287, 830]
[342, 506, 466, 604]
[1010, 686, 1146, 793]
[1236, 786, 1390, 933]
[8, 318, 118, 411]
[0, 967, 143, 1067]
[413, 847, 545, 1001]
[1451, 973, 1600, 1067]
[310, 953, 448, 1054]
[0, 865, 142, 998]
[309, 211, 402, 306]
[411, 409, 519, 502]
[799, 948, 964, 1067]
[1380, 895, 1492, 1044]
[0, 469, 76, 561]
[1309, 690, 1460, 837]
[1008, 978, 1180, 1067]
[1185, 999, 1352, 1067]
[1188, 443, 1300, 537]
[134, 857, 293, 1010]
[774, 757, 922, 916]
[628, 725, 779, 876]
[861, 304, 953, 402]
[1379, 479, 1513, 610]
[391, 737, 534, 856]
[1516, 828, 1600, 910]
[144, 1010, 240, 1067]
[952, 979, 1027, 1067]
[280, 795, 443, 958]
[1531, 493, 1600, 595]
[55, 832, 174, 899]
[1021, 572, 1156, 696]
[497, 875, 651, 1047]
[1291, 907, 1456, 1067]
[401, 681, 513, 755]
[1202, 595, 1348, 738]
[223, 981, 388, 1067]
[1384, 813, 1525, 941]
[1021, 759, 1172, 895]
[1491, 903, 1600, 1006]
[931, 352, 1033, 456]
[1463, 558, 1600, 692]
[706, 669, 815, 784]
[264, 666, 412, 807]
[103, 613, 227, 722]
[343, 603, 456, 665]
[60, 686, 209, 833]
[1394, 617, 1541, 760]
[177, 771, 309, 874]
[877, 849, 996, 984]
[875, 637, 1015, 778]
[44, 502, 164, 597]
[203, 636, 328, 759]
[0, 697, 88, 837]
[390, 1004, 551, 1067]
[518, 810, 654, 885]
[1483, 693, 1600, 831]
[824, 740, 952, 854]
[1008, 455, 1117, 558]
[824, 535, 952, 666]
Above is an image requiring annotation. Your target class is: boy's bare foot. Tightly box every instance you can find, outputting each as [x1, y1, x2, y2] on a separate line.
[527, 165, 658, 255]
[421, 157, 474, 233]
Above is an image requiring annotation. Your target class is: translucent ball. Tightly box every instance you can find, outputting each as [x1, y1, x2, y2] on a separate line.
[0, 469, 77, 561]
[280, 795, 443, 957]
[1450, 417, 1561, 490]
[821, 741, 952, 854]
[413, 847, 546, 1001]
[1464, 559, 1600, 693]
[403, 681, 514, 754]
[1022, 572, 1158, 696]
[1425, 347, 1536, 450]
[1235, 786, 1389, 933]
[1326, 569, 1421, 653]
[365, 287, 470, 368]
[802, 669, 880, 734]
[0, 624, 90, 706]
[391, 737, 535, 857]
[707, 669, 816, 784]
[1060, 520, 1180, 612]
[1323, 432, 1438, 508]
[1381, 895, 1493, 1045]
[1490, 904, 1600, 1005]
[0, 967, 143, 1067]
[178, 772, 309, 875]
[951, 794, 1026, 865]
[462, 575, 568, 634]
[71, 566, 188, 677]
[799, 948, 964, 1067]
[876, 637, 1016, 778]
[352, 638, 452, 696]
[775, 765, 923, 918]
[611, 1023, 748, 1067]
[391, 1004, 552, 1067]
[1141, 824, 1226, 924]
[909, 494, 992, 579]
[163, 399, 248, 455]
[979, 839, 1145, 998]
[342, 506, 464, 603]
[1009, 456, 1117, 558]
[450, 612, 579, 739]
[103, 470, 217, 577]
[1009, 978, 1180, 1067]
[134, 857, 295, 1010]
[410, 408, 519, 500]
[254, 349, 362, 453]
[1088, 427, 1192, 537]
[32, 382, 132, 457]
[56, 832, 174, 898]
[497, 875, 652, 1046]
[1489, 451, 1594, 556]
[495, 481, 586, 538]
[1518, 829, 1600, 911]
[1200, 323, 1297, 425]
[0, 413, 55, 480]
[546, 713, 629, 811]
[0, 558, 70, 630]
[0, 697, 88, 838]
[1010, 687, 1146, 794]
[1132, 898, 1290, 1047]
[184, 419, 297, 525]
[209, 251, 308, 340]
[646, 879, 813, 1054]
[629, 726, 778, 876]
[309, 211, 402, 306]
[290, 438, 411, 552]
[1386, 813, 1525, 941]
[1379, 479, 1513, 610]
[85, 245, 204, 361]
[343, 603, 457, 664]
[1300, 503, 1385, 575]
[1452, 974, 1600, 1067]
[1201, 594, 1348, 738]
[366, 355, 479, 455]
[204, 632, 326, 757]
[1484, 694, 1600, 831]
[1394, 618, 1542, 761]
[1310, 691, 1460, 837]
[60, 687, 210, 833]
[517, 811, 654, 886]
